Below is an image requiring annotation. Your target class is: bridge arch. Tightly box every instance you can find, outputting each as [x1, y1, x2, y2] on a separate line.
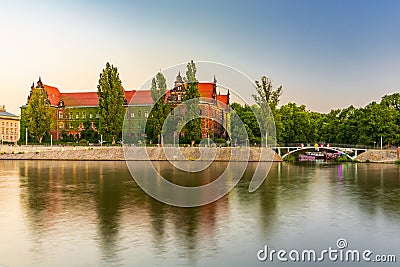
[277, 147, 358, 160]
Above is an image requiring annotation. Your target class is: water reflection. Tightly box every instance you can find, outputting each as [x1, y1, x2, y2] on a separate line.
[0, 161, 397, 266]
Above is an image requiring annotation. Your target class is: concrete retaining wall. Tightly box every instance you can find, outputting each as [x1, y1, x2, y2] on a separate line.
[0, 145, 282, 162]
[355, 149, 399, 163]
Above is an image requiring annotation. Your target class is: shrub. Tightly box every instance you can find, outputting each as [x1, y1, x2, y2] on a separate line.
[365, 159, 371, 163]
[213, 138, 226, 144]
[336, 156, 350, 162]
[79, 139, 88, 145]
[283, 154, 296, 162]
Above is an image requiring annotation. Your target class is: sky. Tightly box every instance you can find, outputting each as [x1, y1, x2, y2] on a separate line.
[1, 0, 400, 115]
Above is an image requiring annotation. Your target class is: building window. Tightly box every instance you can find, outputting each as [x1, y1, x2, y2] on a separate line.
[130, 112, 135, 118]
[82, 112, 86, 119]
[59, 122, 64, 129]
[59, 112, 63, 119]
[69, 112, 72, 119]
[76, 113, 79, 119]
[145, 111, 149, 118]
[138, 111, 142, 117]
[89, 113, 93, 119]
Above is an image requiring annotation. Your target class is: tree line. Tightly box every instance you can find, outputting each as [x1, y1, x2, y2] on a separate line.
[232, 82, 400, 147]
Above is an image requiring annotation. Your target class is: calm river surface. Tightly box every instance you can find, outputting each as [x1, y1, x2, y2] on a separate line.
[0, 161, 399, 266]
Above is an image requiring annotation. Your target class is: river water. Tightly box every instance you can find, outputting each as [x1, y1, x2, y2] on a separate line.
[0, 161, 399, 266]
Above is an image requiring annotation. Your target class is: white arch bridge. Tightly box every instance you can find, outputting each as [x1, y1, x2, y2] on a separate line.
[272, 146, 368, 160]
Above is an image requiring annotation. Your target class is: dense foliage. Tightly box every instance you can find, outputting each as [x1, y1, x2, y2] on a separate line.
[146, 72, 170, 144]
[183, 60, 202, 144]
[25, 88, 53, 143]
[97, 62, 125, 144]
[233, 93, 400, 147]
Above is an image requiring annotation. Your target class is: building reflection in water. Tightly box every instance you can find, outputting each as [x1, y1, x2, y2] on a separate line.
[17, 160, 230, 265]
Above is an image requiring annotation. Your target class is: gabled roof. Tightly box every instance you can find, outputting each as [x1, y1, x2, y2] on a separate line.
[124, 90, 135, 104]
[198, 83, 215, 99]
[0, 110, 19, 118]
[217, 94, 229, 108]
[43, 85, 61, 106]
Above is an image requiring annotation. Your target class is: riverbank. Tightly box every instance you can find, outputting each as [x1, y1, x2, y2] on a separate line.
[354, 149, 399, 163]
[0, 145, 283, 162]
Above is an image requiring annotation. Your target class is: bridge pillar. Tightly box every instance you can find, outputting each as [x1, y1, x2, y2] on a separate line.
[277, 148, 281, 157]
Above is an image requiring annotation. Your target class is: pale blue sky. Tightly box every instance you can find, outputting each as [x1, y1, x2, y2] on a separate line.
[1, 0, 400, 115]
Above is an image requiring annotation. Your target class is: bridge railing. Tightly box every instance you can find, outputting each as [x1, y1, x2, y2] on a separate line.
[274, 143, 373, 149]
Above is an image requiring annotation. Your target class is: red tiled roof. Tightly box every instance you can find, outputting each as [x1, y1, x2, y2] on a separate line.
[40, 82, 228, 107]
[129, 90, 152, 105]
[43, 85, 61, 106]
[124, 90, 135, 104]
[61, 92, 99, 107]
[59, 90, 143, 107]
[198, 83, 215, 99]
[217, 94, 229, 109]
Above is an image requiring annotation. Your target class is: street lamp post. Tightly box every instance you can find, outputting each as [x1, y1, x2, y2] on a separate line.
[56, 106, 59, 142]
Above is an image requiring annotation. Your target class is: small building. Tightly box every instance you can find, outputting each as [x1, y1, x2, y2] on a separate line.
[0, 105, 20, 144]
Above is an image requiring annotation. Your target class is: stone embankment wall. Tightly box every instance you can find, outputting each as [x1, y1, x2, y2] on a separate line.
[0, 145, 283, 162]
[355, 149, 399, 163]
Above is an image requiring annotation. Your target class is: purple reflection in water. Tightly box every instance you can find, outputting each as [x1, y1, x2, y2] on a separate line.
[338, 164, 343, 183]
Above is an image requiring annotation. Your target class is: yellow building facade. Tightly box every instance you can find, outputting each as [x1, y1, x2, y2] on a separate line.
[0, 105, 20, 144]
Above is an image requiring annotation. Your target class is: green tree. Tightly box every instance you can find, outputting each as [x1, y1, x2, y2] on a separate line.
[97, 62, 125, 144]
[274, 103, 317, 145]
[252, 76, 283, 146]
[318, 109, 341, 144]
[183, 60, 201, 144]
[253, 76, 283, 112]
[146, 72, 170, 144]
[381, 93, 400, 111]
[25, 87, 52, 143]
[81, 121, 99, 143]
[230, 103, 261, 145]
